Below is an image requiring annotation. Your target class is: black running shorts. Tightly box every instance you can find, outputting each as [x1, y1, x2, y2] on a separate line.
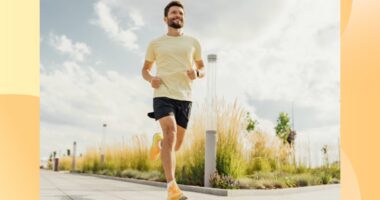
[148, 97, 192, 129]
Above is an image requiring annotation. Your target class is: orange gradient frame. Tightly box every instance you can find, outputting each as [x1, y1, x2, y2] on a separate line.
[1, 0, 379, 199]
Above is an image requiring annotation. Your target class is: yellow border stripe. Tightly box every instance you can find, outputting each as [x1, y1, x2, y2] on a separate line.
[0, 95, 39, 199]
[342, 0, 380, 199]
[0, 0, 39, 96]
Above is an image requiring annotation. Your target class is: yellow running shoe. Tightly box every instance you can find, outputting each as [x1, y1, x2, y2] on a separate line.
[149, 132, 163, 161]
[167, 181, 187, 200]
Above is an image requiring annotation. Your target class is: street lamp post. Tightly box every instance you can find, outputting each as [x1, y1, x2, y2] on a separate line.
[100, 123, 107, 166]
[204, 54, 217, 187]
[71, 141, 76, 172]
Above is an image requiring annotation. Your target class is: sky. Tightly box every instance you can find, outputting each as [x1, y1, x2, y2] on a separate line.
[40, 0, 340, 166]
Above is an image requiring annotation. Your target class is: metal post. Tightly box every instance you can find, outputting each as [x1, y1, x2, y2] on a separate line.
[100, 123, 107, 166]
[71, 141, 76, 172]
[205, 54, 217, 187]
[54, 158, 59, 171]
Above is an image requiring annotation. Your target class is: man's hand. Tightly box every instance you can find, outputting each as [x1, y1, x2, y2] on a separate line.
[186, 69, 197, 80]
[150, 77, 161, 88]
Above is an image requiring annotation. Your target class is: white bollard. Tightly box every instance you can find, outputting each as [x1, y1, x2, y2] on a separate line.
[100, 123, 107, 167]
[71, 141, 76, 172]
[204, 54, 217, 187]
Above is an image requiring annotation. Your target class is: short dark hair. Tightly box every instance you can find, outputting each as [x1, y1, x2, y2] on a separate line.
[164, 1, 184, 17]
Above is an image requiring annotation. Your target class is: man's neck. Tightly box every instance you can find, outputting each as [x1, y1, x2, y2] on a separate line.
[167, 28, 183, 37]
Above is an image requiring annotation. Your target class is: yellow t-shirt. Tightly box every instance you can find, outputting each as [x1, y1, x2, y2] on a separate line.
[145, 34, 202, 101]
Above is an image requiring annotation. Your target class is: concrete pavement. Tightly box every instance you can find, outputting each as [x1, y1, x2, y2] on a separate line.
[41, 170, 339, 200]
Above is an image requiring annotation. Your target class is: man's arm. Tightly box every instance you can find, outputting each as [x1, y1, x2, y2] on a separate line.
[186, 60, 205, 80]
[142, 60, 154, 82]
[141, 60, 161, 88]
[195, 60, 205, 78]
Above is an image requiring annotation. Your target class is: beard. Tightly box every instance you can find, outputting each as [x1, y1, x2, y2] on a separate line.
[168, 18, 183, 29]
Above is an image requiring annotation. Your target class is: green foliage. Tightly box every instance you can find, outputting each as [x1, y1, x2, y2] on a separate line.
[280, 164, 297, 174]
[245, 112, 257, 132]
[216, 128, 246, 178]
[72, 102, 340, 190]
[121, 169, 140, 178]
[249, 157, 272, 173]
[215, 103, 247, 179]
[295, 164, 308, 174]
[120, 169, 164, 181]
[320, 172, 333, 184]
[47, 161, 53, 170]
[98, 169, 114, 176]
[275, 112, 291, 144]
[176, 155, 205, 186]
[209, 172, 240, 189]
[285, 177, 297, 187]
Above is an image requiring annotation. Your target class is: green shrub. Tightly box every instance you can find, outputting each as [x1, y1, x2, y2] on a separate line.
[121, 169, 140, 178]
[140, 170, 163, 181]
[292, 173, 316, 187]
[209, 172, 240, 189]
[249, 157, 272, 173]
[98, 169, 114, 176]
[295, 165, 309, 174]
[320, 172, 333, 184]
[295, 177, 309, 187]
[216, 102, 247, 179]
[284, 177, 297, 187]
[250, 180, 285, 189]
[281, 164, 296, 174]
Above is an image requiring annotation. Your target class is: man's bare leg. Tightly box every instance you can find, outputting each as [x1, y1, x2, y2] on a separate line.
[175, 125, 186, 151]
[159, 115, 177, 182]
[170, 125, 186, 176]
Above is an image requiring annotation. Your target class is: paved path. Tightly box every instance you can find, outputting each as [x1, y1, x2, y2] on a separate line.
[41, 170, 339, 200]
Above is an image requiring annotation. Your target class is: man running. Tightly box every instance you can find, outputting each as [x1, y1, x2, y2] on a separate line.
[141, 1, 205, 200]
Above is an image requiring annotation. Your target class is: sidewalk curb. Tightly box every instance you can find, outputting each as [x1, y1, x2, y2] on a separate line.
[70, 171, 340, 197]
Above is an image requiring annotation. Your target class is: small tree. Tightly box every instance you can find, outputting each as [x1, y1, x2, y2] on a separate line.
[275, 112, 298, 164]
[321, 145, 329, 167]
[245, 112, 257, 132]
[275, 112, 291, 144]
[287, 130, 297, 146]
[67, 149, 71, 156]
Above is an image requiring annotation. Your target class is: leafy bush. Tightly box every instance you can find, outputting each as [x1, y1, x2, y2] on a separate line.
[320, 172, 333, 184]
[71, 101, 340, 190]
[249, 157, 272, 172]
[98, 169, 114, 176]
[216, 102, 247, 178]
[209, 172, 240, 189]
[284, 177, 297, 187]
[121, 169, 140, 178]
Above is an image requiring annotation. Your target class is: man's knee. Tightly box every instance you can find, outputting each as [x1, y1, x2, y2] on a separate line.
[159, 116, 177, 149]
[162, 130, 176, 149]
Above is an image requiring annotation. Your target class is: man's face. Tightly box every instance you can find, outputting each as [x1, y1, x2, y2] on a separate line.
[165, 6, 184, 29]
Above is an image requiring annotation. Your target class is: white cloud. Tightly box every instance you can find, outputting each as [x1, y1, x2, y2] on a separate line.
[49, 33, 91, 62]
[129, 10, 145, 27]
[91, 1, 145, 50]
[40, 61, 157, 157]
[193, 0, 340, 122]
